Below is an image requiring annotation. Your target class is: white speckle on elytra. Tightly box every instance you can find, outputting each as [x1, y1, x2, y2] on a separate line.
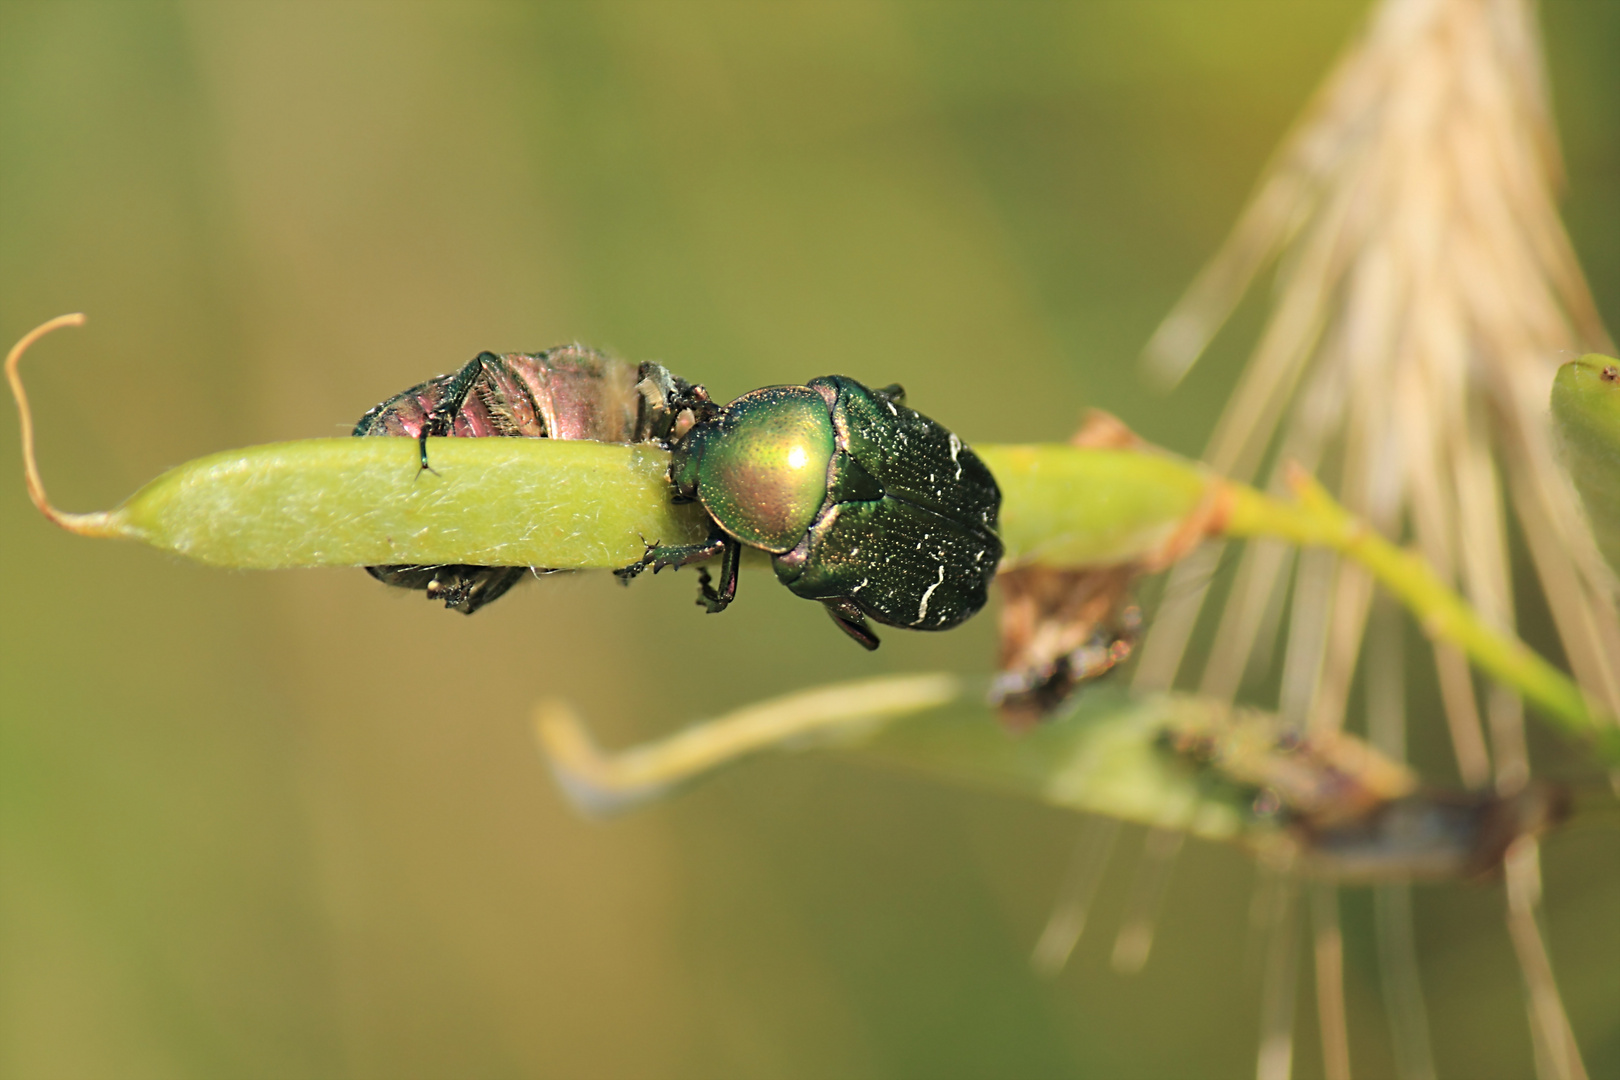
[853, 577, 869, 593]
[885, 401, 898, 416]
[948, 433, 963, 479]
[917, 565, 945, 623]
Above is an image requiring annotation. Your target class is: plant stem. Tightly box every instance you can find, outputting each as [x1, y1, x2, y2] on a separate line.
[1223, 465, 1616, 758]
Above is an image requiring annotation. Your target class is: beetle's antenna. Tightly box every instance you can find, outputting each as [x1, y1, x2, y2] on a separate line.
[6, 313, 119, 536]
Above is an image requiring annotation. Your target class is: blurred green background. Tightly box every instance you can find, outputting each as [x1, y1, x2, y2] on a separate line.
[2, 2, 1615, 1077]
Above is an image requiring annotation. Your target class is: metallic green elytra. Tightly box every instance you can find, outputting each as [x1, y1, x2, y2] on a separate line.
[619, 376, 1003, 649]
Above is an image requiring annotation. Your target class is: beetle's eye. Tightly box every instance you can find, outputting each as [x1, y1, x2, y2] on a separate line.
[698, 387, 836, 554]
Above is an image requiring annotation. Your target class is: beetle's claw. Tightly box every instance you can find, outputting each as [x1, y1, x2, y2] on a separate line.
[695, 567, 731, 613]
[413, 431, 443, 479]
[613, 538, 663, 583]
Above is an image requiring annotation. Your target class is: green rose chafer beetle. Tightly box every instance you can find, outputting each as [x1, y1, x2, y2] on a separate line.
[618, 375, 1003, 650]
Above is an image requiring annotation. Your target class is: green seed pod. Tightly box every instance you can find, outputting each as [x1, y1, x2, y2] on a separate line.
[1551, 354, 1620, 574]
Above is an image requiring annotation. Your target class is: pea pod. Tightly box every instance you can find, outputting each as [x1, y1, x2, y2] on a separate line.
[1551, 354, 1620, 574]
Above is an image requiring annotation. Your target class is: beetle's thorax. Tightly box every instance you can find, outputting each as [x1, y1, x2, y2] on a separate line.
[677, 385, 837, 555]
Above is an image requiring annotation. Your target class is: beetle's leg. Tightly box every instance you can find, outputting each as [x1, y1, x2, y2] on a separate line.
[416, 351, 503, 474]
[614, 530, 728, 581]
[694, 537, 741, 613]
[366, 563, 528, 613]
[872, 383, 906, 405]
[822, 598, 881, 651]
[428, 565, 530, 614]
[647, 535, 727, 573]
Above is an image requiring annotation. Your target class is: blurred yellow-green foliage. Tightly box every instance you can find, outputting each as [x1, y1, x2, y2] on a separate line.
[2, 3, 1615, 1077]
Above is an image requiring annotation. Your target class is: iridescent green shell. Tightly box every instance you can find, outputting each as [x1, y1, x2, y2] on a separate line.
[674, 385, 836, 554]
[673, 375, 1002, 636]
